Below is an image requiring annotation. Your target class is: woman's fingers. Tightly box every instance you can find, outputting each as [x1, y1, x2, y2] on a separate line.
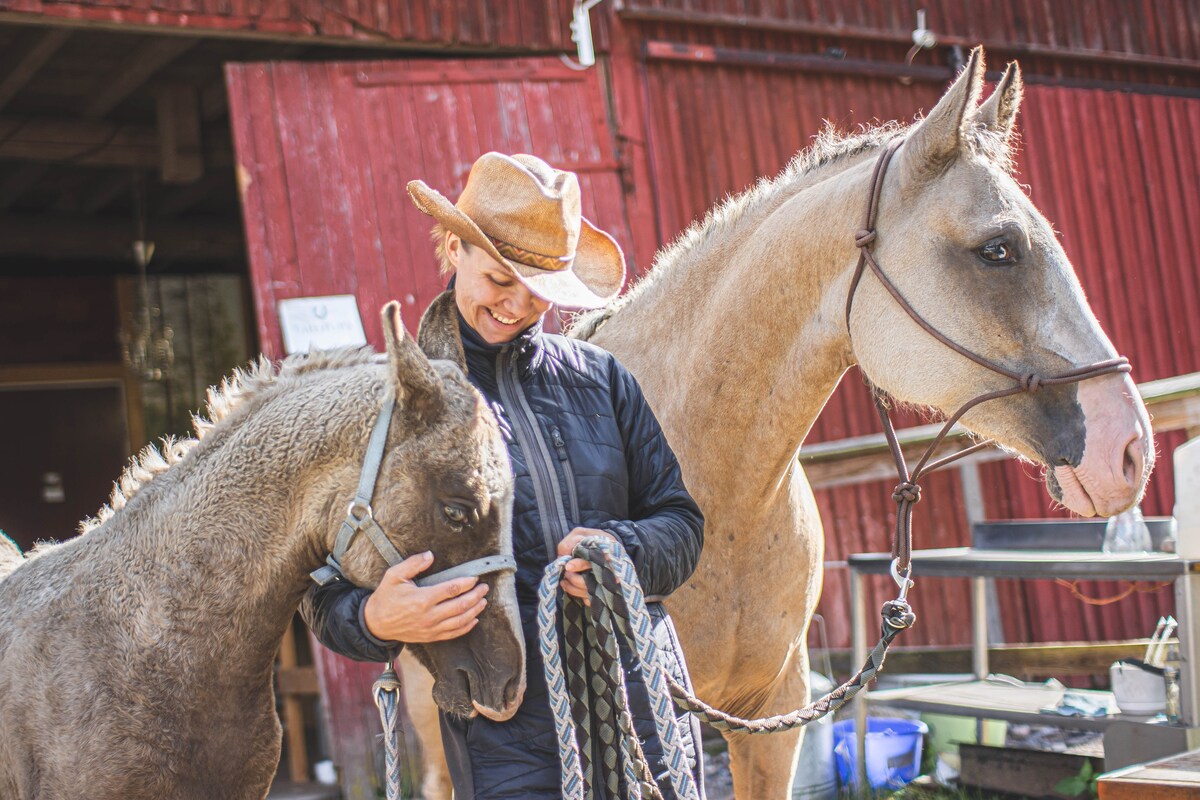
[437, 582, 489, 618]
[430, 597, 489, 639]
[561, 571, 591, 605]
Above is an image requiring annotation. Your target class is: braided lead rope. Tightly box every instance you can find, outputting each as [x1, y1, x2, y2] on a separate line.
[539, 543, 700, 800]
[664, 602, 912, 733]
[586, 567, 666, 800]
[584, 585, 647, 799]
[552, 540, 914, 737]
[563, 599, 598, 794]
[539, 560, 588, 800]
[373, 667, 406, 800]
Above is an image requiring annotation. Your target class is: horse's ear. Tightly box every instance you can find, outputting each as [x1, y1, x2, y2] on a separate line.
[977, 61, 1023, 140]
[381, 301, 443, 417]
[899, 46, 985, 184]
[417, 291, 468, 373]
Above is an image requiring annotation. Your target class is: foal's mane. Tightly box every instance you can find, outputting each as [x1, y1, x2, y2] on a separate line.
[569, 117, 1012, 341]
[80, 347, 377, 534]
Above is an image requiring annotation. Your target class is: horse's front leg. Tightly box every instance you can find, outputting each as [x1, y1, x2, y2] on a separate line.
[724, 646, 810, 800]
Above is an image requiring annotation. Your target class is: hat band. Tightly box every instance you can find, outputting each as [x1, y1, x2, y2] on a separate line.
[488, 236, 573, 272]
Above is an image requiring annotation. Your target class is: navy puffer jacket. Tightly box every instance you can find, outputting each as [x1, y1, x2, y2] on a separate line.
[302, 308, 706, 799]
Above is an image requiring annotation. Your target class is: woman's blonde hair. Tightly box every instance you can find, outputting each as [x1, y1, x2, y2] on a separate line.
[431, 222, 471, 276]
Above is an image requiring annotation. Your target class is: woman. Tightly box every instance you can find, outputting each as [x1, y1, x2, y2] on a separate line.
[302, 152, 705, 799]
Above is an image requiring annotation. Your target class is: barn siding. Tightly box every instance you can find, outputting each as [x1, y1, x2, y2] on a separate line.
[623, 33, 1200, 649]
[0, 0, 585, 50]
[227, 56, 634, 356]
[619, 0, 1200, 66]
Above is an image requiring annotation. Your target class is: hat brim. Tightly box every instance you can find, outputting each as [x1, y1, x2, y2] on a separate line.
[407, 179, 625, 310]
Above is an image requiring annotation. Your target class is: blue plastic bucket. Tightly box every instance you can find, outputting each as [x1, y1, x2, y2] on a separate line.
[832, 717, 927, 791]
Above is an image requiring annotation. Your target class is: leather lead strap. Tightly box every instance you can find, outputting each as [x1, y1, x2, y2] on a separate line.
[844, 136, 1132, 577]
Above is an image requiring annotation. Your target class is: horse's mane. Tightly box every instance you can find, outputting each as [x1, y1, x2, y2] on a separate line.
[79, 346, 378, 534]
[569, 117, 1012, 341]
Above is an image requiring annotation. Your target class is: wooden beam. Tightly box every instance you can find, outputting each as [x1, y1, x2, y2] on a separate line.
[83, 36, 200, 120]
[0, 213, 243, 263]
[826, 639, 1165, 680]
[79, 173, 136, 215]
[0, 117, 157, 169]
[156, 85, 204, 184]
[0, 116, 232, 171]
[0, 28, 71, 112]
[157, 173, 227, 218]
[199, 79, 228, 122]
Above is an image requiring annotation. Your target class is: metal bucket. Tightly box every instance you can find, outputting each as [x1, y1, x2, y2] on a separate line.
[790, 672, 837, 800]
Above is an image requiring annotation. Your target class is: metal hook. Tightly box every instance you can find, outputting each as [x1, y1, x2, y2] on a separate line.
[890, 558, 914, 601]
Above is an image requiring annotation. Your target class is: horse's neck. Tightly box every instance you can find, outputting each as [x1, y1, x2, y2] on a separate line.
[94, 381, 372, 673]
[596, 158, 873, 508]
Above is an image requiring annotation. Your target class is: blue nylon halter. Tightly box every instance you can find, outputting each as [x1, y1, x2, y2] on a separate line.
[311, 391, 517, 587]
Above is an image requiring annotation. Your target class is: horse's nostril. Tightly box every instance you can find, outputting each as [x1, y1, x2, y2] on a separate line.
[1055, 456, 1072, 467]
[503, 674, 523, 706]
[1123, 437, 1143, 486]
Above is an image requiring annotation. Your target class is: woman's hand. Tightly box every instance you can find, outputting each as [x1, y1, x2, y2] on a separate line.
[557, 527, 619, 605]
[362, 552, 489, 643]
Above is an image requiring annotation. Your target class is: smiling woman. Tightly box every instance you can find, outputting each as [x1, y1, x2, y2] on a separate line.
[302, 152, 708, 799]
[446, 237, 551, 344]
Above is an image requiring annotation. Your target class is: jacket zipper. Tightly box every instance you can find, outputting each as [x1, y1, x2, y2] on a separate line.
[496, 347, 572, 561]
[551, 426, 582, 525]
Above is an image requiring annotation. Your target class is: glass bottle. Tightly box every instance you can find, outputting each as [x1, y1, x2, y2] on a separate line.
[1102, 505, 1153, 553]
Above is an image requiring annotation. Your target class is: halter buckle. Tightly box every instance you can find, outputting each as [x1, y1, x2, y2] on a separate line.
[347, 501, 374, 523]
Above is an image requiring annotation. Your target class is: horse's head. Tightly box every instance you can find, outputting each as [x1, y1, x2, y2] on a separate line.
[335, 301, 524, 721]
[849, 48, 1153, 516]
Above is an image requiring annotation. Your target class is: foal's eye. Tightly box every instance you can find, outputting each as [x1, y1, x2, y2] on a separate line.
[442, 504, 469, 530]
[977, 239, 1017, 265]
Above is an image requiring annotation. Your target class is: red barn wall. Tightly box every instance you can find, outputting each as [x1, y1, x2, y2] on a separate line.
[604, 10, 1200, 652]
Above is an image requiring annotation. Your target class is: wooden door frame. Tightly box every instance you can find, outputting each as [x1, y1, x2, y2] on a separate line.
[0, 362, 144, 453]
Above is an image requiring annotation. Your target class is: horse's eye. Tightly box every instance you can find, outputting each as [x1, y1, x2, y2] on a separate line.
[442, 504, 469, 530]
[977, 239, 1016, 265]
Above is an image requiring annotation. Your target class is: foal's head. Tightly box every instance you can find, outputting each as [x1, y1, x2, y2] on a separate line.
[849, 49, 1153, 516]
[334, 302, 524, 720]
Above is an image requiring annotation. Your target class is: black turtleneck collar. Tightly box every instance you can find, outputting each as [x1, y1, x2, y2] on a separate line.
[455, 302, 545, 388]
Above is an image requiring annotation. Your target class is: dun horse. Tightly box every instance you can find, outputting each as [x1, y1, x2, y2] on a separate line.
[401, 48, 1154, 798]
[0, 303, 526, 800]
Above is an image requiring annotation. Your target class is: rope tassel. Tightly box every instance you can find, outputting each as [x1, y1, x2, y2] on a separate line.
[373, 668, 406, 800]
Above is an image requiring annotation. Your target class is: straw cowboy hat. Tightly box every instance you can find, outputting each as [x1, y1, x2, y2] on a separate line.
[407, 152, 626, 309]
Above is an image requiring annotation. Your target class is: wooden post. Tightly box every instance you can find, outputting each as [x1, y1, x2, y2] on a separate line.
[277, 621, 310, 783]
[157, 85, 204, 184]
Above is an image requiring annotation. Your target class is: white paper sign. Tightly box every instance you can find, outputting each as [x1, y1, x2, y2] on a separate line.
[278, 295, 367, 355]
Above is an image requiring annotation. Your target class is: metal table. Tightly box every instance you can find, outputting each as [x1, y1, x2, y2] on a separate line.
[847, 547, 1200, 772]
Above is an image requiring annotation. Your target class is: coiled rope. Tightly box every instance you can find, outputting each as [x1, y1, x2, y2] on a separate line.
[538, 536, 915, 799]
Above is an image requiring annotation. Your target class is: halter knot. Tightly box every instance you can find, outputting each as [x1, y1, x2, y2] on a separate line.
[1021, 373, 1044, 393]
[854, 229, 877, 248]
[892, 481, 921, 505]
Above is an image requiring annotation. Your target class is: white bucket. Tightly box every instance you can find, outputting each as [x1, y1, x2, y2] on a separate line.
[1174, 436, 1200, 559]
[1110, 661, 1167, 715]
[791, 672, 838, 800]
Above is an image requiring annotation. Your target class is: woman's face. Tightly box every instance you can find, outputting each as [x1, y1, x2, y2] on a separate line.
[448, 233, 551, 344]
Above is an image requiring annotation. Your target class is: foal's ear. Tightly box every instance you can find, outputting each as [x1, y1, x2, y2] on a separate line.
[381, 301, 443, 417]
[977, 61, 1023, 141]
[899, 46, 985, 185]
[417, 291, 468, 373]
